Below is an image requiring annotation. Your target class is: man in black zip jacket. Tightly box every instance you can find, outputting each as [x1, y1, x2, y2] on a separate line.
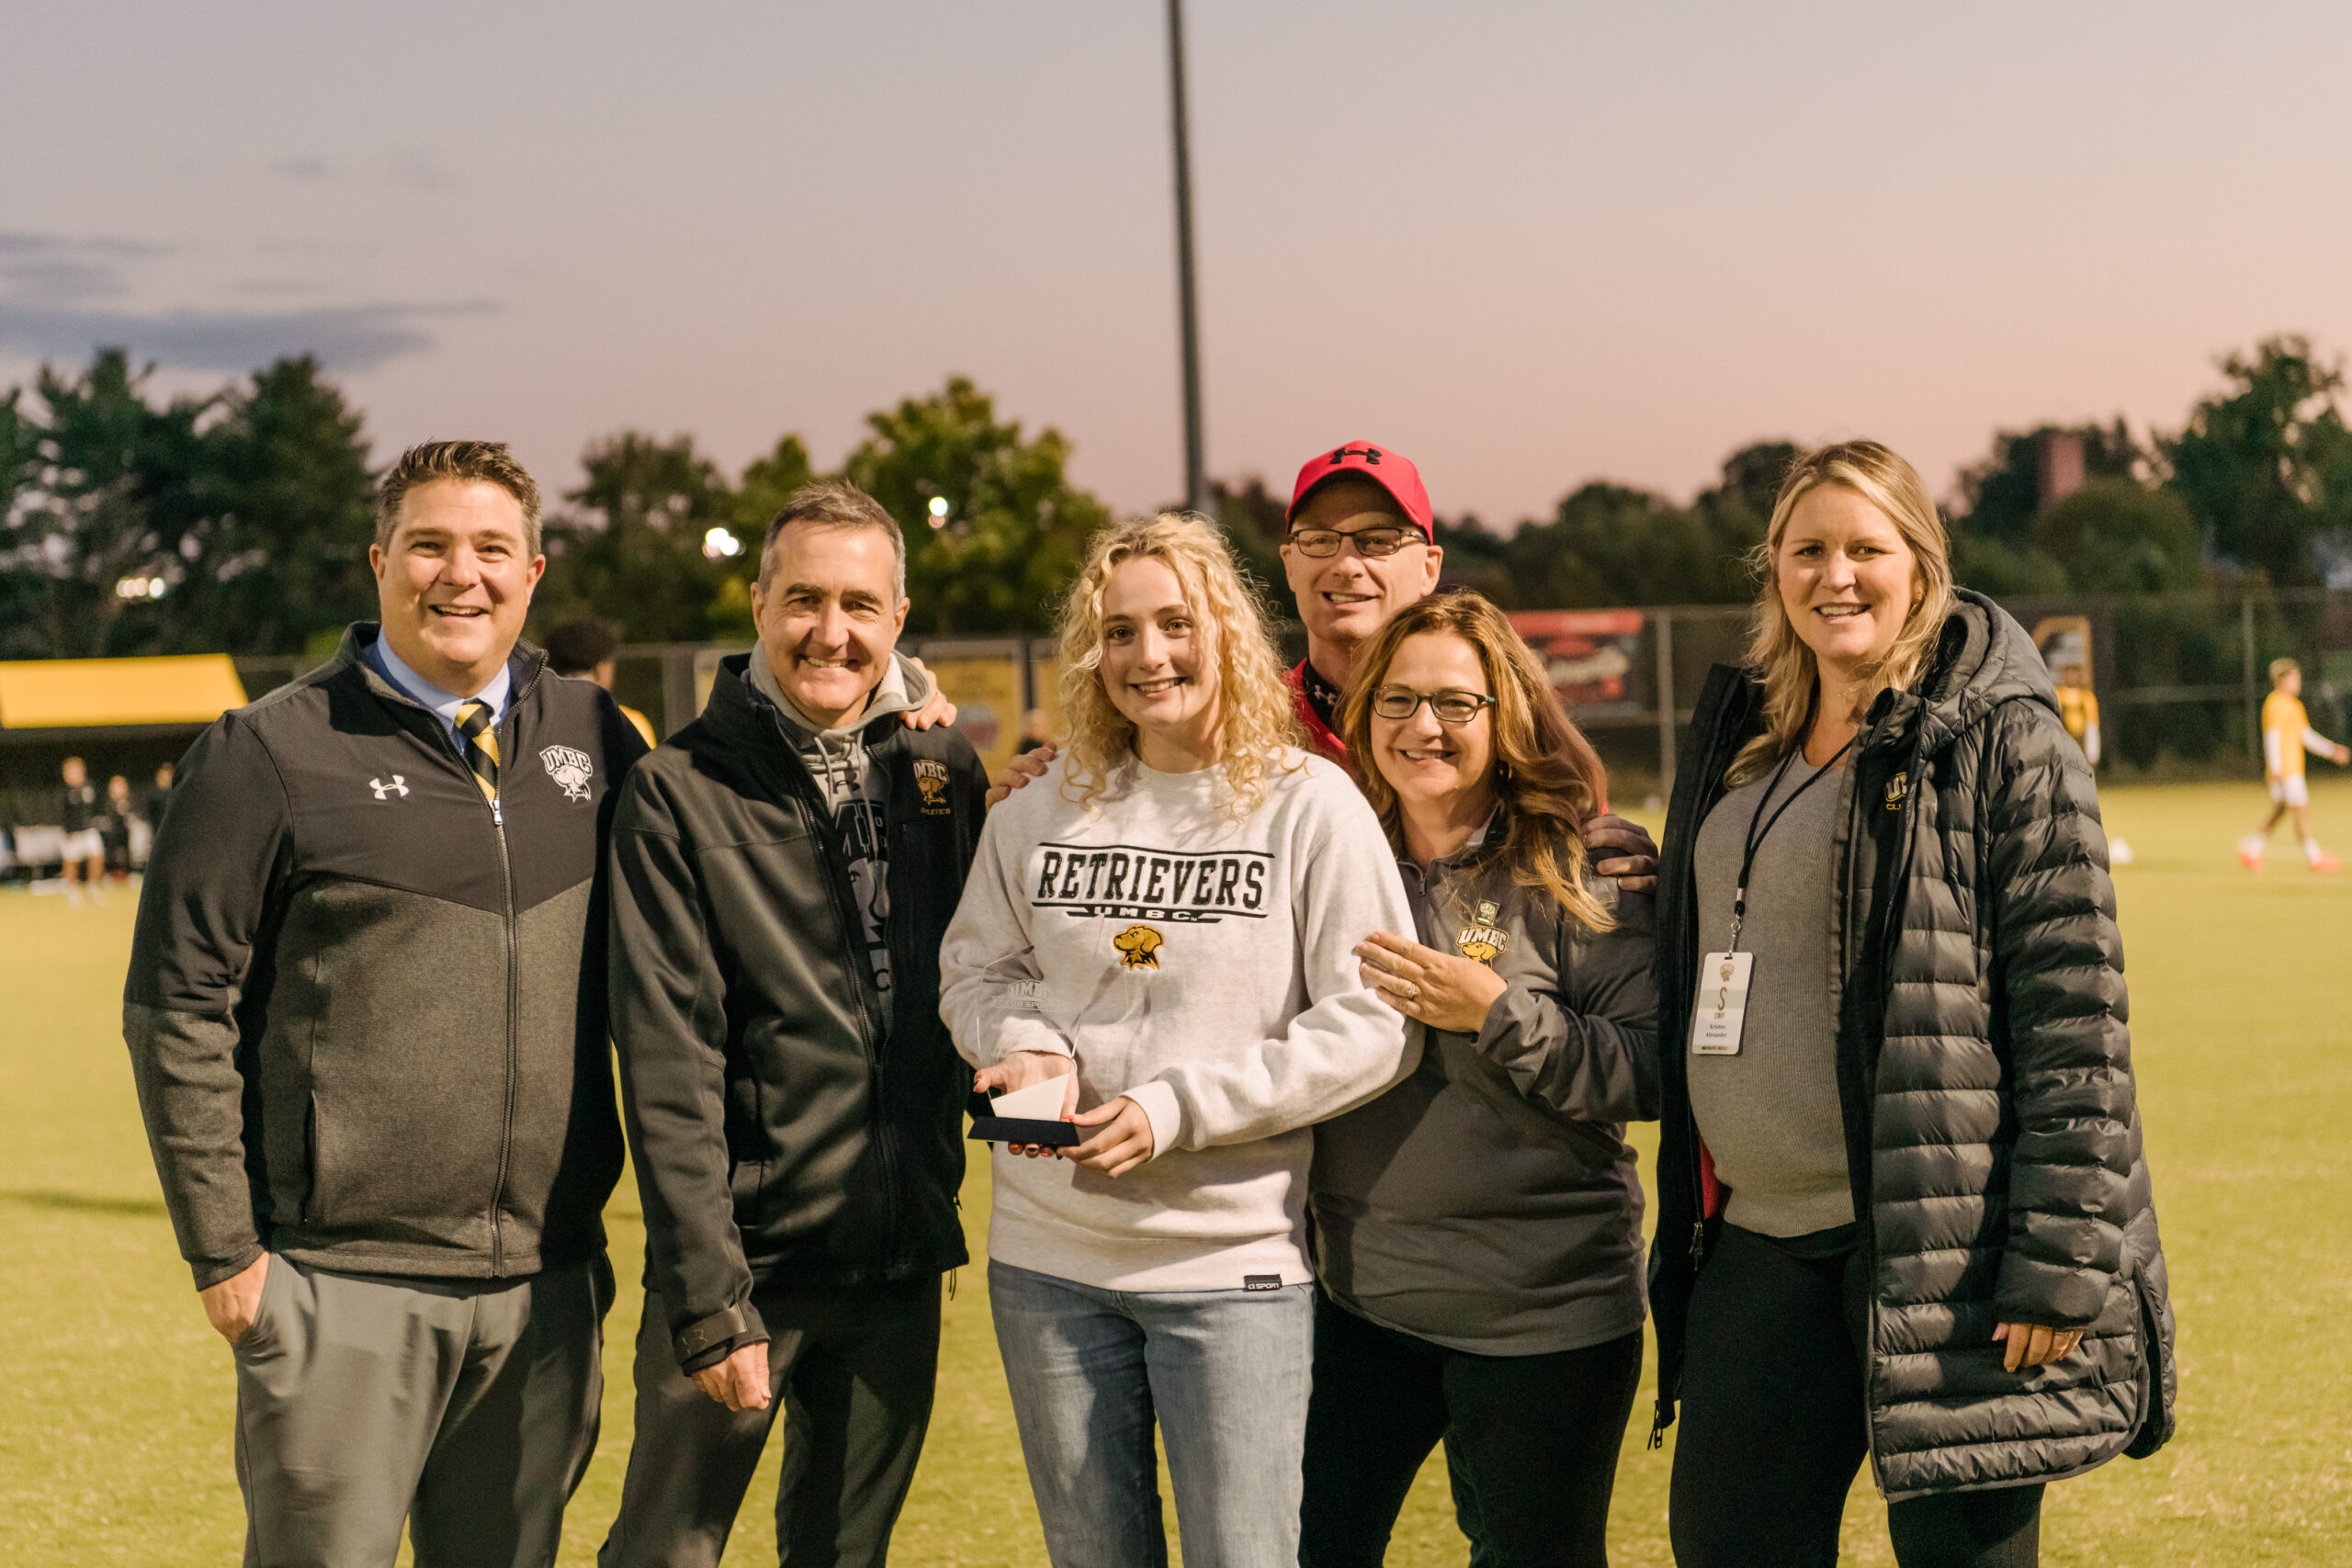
[124, 442, 650, 1566]
[599, 482, 986, 1568]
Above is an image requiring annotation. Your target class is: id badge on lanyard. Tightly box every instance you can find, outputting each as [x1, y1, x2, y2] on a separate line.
[1688, 736, 1852, 1058]
[1690, 950, 1753, 1055]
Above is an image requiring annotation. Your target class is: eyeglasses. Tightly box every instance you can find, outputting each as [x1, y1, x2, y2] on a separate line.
[1371, 686, 1496, 726]
[1285, 525, 1421, 559]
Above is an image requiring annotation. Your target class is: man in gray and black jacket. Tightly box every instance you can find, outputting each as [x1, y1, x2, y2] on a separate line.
[125, 441, 650, 1566]
[599, 482, 986, 1568]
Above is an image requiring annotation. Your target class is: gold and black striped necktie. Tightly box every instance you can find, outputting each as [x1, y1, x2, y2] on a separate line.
[454, 700, 501, 804]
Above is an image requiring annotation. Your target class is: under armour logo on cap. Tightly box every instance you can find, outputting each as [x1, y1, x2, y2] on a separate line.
[1285, 438, 1433, 537]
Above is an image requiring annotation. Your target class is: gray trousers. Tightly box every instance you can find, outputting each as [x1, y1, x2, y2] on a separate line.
[599, 1278, 941, 1568]
[232, 1252, 613, 1568]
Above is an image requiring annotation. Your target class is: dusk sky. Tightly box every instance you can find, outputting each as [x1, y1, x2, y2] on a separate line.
[6, 3, 2349, 525]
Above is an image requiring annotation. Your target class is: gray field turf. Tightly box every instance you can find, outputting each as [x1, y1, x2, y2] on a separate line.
[0, 778, 2344, 1564]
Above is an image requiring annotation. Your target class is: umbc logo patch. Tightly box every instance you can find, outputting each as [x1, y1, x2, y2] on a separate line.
[913, 758, 952, 816]
[1113, 924, 1164, 970]
[539, 746, 594, 802]
[1456, 899, 1509, 966]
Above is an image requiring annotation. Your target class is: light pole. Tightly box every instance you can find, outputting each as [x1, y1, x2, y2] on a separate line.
[1166, 0, 1208, 515]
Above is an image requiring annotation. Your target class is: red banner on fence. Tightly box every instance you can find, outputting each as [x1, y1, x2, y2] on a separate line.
[1508, 610, 1645, 714]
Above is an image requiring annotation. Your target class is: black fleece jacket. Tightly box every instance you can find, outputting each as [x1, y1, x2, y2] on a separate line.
[608, 653, 987, 1368]
[124, 626, 646, 1289]
[1648, 593, 2177, 1499]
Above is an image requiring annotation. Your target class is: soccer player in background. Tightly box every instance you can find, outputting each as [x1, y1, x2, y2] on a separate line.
[2241, 657, 2349, 873]
[57, 755, 104, 905]
[2054, 663, 2132, 864]
[2053, 663, 2100, 767]
[544, 615, 662, 748]
[101, 773, 136, 878]
[141, 761, 175, 835]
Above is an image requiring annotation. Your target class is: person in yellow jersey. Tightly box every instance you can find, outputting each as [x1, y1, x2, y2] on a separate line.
[543, 615, 661, 747]
[2053, 664, 2132, 864]
[2052, 664, 2099, 765]
[2240, 658, 2349, 873]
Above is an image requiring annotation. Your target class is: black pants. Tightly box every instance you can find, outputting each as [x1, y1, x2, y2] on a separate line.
[1299, 1292, 1644, 1568]
[600, 1278, 940, 1568]
[1668, 1224, 2044, 1568]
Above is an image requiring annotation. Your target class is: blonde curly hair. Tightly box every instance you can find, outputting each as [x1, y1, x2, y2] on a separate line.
[1054, 512, 1305, 818]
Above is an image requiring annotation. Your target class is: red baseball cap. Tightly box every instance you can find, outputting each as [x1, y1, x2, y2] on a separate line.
[1285, 441, 1433, 539]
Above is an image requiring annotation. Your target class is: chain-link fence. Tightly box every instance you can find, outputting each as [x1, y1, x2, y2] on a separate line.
[24, 587, 2337, 831]
[1553, 587, 2352, 801]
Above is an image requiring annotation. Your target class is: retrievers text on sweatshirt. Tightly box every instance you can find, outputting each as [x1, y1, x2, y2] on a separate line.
[939, 750, 1417, 1292]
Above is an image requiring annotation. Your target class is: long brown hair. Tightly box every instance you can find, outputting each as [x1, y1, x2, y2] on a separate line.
[1728, 439, 1957, 785]
[1339, 591, 1614, 933]
[1054, 512, 1305, 819]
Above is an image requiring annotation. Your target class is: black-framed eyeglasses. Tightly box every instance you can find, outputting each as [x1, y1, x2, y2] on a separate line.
[1371, 686, 1496, 726]
[1285, 525, 1419, 559]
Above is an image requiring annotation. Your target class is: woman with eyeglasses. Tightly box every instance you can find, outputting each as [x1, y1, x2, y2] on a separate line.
[1302, 590, 1658, 1568]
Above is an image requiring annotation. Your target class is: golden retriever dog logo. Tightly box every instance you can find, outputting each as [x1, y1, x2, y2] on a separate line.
[912, 758, 951, 815]
[1113, 923, 1164, 970]
[1455, 899, 1509, 966]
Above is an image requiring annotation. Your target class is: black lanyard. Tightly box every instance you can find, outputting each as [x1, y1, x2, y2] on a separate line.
[1729, 734, 1855, 949]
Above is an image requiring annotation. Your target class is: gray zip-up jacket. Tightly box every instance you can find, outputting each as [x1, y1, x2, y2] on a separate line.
[1311, 825, 1661, 1355]
[124, 626, 647, 1289]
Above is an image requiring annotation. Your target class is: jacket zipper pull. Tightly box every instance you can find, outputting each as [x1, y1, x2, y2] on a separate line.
[492, 797, 504, 827]
[1690, 1219, 1707, 1267]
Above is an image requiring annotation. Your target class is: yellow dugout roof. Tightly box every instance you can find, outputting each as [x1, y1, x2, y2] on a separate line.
[0, 655, 248, 730]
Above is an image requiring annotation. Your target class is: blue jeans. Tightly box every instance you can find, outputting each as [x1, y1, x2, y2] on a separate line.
[988, 1259, 1315, 1568]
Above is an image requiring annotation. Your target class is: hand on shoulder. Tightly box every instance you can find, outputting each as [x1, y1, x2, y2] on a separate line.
[1582, 812, 1658, 894]
[899, 656, 959, 731]
[986, 742, 1056, 808]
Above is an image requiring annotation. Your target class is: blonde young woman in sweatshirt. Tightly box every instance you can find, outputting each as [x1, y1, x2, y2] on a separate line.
[939, 513, 1418, 1568]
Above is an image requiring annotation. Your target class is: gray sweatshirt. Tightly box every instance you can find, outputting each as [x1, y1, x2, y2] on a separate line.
[939, 750, 1418, 1292]
[746, 650, 920, 1026]
[1688, 752, 1855, 1236]
[1311, 818, 1660, 1355]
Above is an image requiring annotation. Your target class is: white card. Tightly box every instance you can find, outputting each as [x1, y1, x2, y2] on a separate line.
[1690, 952, 1753, 1055]
[989, 1076, 1071, 1121]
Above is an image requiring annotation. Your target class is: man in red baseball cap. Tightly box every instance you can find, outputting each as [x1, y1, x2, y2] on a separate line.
[1276, 441, 1442, 758]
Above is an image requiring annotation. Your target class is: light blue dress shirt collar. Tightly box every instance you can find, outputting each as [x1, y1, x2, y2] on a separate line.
[364, 631, 512, 751]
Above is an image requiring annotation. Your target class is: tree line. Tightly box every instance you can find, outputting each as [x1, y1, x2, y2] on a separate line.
[4, 337, 2348, 666]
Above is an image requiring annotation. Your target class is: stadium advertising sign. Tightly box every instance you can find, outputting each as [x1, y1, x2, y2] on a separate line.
[1508, 610, 1646, 717]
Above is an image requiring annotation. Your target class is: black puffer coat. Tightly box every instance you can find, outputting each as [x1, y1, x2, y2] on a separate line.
[1649, 592, 2177, 1499]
